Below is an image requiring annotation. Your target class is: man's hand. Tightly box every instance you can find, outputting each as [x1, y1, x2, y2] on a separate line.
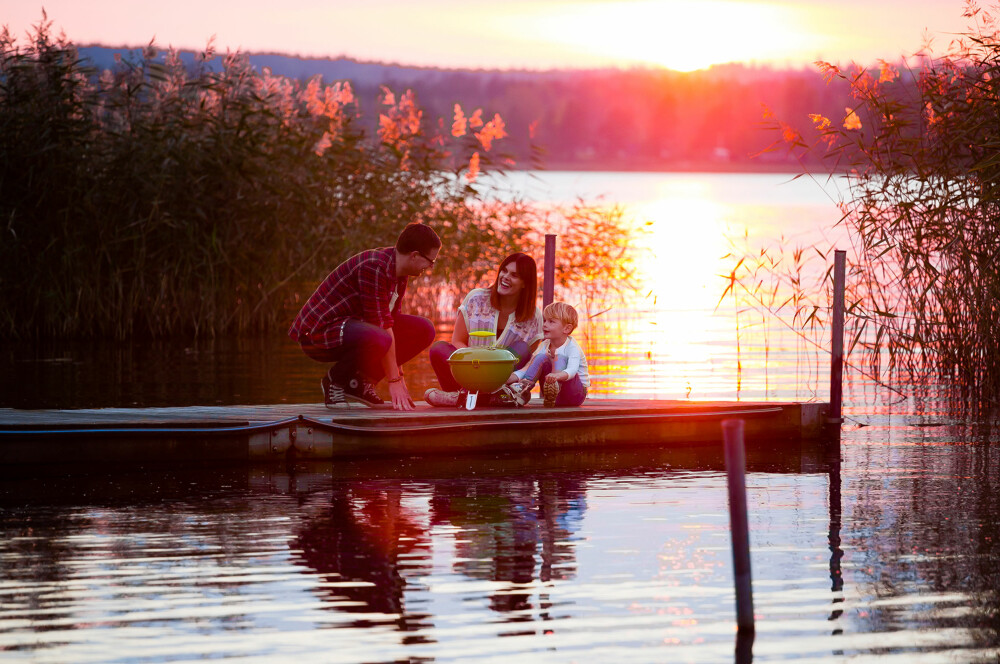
[388, 377, 415, 411]
[379, 327, 414, 410]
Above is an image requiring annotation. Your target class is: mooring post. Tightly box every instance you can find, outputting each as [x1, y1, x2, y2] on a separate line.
[830, 249, 846, 424]
[827, 444, 844, 625]
[722, 418, 755, 634]
[543, 234, 556, 309]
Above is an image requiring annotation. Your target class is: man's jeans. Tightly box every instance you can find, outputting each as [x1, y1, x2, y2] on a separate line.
[300, 314, 435, 384]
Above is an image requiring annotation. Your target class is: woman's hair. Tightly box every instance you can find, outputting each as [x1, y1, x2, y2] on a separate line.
[490, 252, 538, 322]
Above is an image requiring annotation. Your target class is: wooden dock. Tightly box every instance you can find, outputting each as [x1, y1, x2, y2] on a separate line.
[0, 399, 832, 466]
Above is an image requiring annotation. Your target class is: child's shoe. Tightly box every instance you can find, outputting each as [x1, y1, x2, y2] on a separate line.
[543, 380, 560, 407]
[488, 384, 520, 408]
[424, 388, 459, 408]
[511, 379, 534, 406]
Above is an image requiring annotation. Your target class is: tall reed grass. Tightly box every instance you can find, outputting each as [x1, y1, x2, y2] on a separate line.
[735, 3, 1000, 414]
[0, 17, 637, 340]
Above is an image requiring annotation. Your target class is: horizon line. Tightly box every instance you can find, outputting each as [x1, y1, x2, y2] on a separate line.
[69, 40, 941, 77]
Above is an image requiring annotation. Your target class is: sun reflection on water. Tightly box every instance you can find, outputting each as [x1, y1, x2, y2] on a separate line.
[542, 172, 841, 402]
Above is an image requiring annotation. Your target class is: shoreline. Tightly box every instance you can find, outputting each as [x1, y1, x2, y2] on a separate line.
[511, 160, 815, 174]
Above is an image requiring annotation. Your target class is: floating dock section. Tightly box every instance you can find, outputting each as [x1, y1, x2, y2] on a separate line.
[0, 399, 832, 466]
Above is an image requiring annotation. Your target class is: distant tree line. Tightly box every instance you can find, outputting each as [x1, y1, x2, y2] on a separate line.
[79, 44, 863, 172]
[342, 64, 856, 171]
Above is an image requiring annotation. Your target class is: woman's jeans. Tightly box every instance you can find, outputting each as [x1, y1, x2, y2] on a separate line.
[518, 352, 588, 407]
[300, 314, 435, 384]
[429, 339, 530, 392]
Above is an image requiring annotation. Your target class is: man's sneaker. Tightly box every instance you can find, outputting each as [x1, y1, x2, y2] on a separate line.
[424, 388, 460, 408]
[321, 375, 346, 409]
[543, 380, 560, 407]
[345, 376, 384, 407]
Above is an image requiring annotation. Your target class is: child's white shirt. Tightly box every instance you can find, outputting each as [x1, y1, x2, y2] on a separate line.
[515, 336, 590, 388]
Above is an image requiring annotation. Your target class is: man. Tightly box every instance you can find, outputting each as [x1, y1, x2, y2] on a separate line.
[289, 223, 440, 411]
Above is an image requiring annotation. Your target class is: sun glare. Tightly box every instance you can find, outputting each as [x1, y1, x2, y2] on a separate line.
[637, 195, 728, 309]
[607, 186, 735, 398]
[531, 0, 810, 71]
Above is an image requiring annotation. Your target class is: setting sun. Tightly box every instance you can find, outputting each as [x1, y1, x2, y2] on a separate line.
[528, 0, 814, 71]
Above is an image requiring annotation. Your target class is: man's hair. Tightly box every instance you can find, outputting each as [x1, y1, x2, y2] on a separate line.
[489, 253, 538, 322]
[543, 301, 578, 333]
[396, 223, 442, 255]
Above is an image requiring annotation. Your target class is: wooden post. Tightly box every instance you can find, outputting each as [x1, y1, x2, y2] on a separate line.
[735, 629, 755, 664]
[543, 234, 556, 309]
[827, 444, 844, 624]
[830, 250, 846, 424]
[722, 418, 755, 634]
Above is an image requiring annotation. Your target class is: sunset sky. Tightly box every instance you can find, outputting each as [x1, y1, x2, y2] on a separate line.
[1, 0, 974, 71]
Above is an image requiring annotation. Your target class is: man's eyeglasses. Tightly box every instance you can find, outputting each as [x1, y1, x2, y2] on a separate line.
[416, 250, 436, 266]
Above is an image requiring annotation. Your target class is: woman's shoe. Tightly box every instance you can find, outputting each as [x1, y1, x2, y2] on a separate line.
[424, 388, 459, 408]
[543, 380, 560, 407]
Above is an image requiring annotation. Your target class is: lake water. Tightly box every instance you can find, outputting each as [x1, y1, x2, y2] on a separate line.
[1, 171, 998, 662]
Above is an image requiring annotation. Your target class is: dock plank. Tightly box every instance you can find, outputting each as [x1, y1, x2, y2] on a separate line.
[0, 399, 833, 466]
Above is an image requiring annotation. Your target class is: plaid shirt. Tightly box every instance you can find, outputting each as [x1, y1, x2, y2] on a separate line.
[289, 247, 407, 349]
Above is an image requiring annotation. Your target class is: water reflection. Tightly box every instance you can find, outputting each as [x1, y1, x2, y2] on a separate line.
[429, 477, 585, 619]
[292, 484, 433, 630]
[838, 431, 1000, 651]
[0, 437, 998, 660]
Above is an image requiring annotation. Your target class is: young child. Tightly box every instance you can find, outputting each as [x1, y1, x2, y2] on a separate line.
[507, 301, 589, 407]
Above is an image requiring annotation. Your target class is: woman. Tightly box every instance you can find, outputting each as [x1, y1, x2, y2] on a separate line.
[425, 252, 542, 406]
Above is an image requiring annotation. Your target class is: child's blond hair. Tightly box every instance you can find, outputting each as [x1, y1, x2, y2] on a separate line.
[543, 301, 578, 333]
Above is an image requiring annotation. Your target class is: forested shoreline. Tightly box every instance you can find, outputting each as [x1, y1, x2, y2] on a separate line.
[75, 44, 862, 172]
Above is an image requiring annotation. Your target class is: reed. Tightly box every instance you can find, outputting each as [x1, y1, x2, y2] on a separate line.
[736, 3, 1000, 415]
[0, 17, 637, 340]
